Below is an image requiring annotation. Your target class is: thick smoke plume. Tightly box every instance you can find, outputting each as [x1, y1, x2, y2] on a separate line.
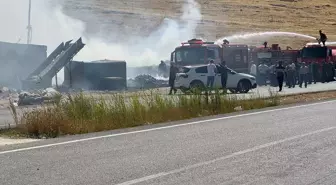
[0, 0, 201, 85]
[0, 0, 201, 66]
[76, 0, 201, 66]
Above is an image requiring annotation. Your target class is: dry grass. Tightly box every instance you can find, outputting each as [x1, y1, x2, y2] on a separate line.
[2, 90, 336, 139]
[64, 0, 336, 48]
[3, 90, 279, 138]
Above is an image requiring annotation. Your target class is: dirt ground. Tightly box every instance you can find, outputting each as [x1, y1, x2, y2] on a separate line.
[280, 90, 336, 104]
[62, 0, 336, 48]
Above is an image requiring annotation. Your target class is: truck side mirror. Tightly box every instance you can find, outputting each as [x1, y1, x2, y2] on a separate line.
[170, 52, 173, 61]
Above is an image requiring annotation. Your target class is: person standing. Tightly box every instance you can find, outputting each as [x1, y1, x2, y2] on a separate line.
[219, 60, 229, 94]
[158, 60, 168, 77]
[307, 62, 313, 84]
[207, 60, 217, 91]
[250, 61, 257, 77]
[312, 61, 319, 83]
[286, 63, 295, 88]
[269, 63, 277, 87]
[299, 63, 309, 88]
[168, 62, 178, 95]
[258, 62, 268, 86]
[318, 30, 328, 46]
[275, 61, 286, 92]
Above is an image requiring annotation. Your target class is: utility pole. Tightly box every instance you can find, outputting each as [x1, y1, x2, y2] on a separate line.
[27, 0, 32, 44]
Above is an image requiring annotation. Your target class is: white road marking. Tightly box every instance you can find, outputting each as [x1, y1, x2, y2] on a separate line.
[116, 126, 336, 185]
[0, 99, 336, 155]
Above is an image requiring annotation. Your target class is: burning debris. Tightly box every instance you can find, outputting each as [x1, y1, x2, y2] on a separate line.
[0, 86, 61, 107]
[18, 88, 61, 106]
[128, 74, 168, 89]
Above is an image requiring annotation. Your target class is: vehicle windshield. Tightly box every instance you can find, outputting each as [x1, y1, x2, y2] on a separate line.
[301, 47, 328, 58]
[175, 47, 206, 65]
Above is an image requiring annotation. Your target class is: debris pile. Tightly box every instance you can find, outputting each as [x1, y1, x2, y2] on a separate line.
[18, 88, 61, 106]
[128, 74, 168, 89]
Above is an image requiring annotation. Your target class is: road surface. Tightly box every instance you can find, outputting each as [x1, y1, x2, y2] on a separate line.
[1, 82, 336, 128]
[0, 99, 336, 184]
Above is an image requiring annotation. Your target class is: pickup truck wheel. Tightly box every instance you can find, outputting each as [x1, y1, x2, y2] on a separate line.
[237, 80, 251, 93]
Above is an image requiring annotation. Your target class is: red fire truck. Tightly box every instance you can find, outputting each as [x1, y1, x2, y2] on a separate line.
[170, 39, 299, 74]
[250, 44, 299, 66]
[297, 44, 336, 82]
[170, 39, 250, 73]
[298, 44, 335, 63]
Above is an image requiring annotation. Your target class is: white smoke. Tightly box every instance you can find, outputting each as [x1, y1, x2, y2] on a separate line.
[75, 0, 201, 66]
[0, 0, 201, 85]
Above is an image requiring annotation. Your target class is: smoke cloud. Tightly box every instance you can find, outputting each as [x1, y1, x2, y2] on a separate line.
[0, 0, 201, 64]
[75, 0, 202, 67]
[0, 0, 201, 85]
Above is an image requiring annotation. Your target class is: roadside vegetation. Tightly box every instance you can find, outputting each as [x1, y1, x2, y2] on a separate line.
[3, 89, 336, 139]
[3, 89, 280, 138]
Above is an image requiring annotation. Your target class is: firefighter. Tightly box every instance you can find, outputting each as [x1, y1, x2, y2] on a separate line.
[318, 30, 328, 46]
[275, 61, 286, 92]
[299, 63, 309, 88]
[218, 60, 229, 94]
[168, 62, 178, 95]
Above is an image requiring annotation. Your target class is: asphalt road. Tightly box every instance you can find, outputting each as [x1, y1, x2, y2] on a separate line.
[0, 100, 336, 185]
[1, 82, 336, 128]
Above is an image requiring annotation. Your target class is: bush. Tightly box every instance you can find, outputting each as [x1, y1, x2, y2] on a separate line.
[12, 90, 279, 138]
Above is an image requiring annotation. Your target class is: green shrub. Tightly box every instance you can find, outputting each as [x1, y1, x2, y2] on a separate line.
[13, 90, 279, 138]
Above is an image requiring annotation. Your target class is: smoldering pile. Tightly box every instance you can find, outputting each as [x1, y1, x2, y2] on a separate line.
[127, 74, 168, 89]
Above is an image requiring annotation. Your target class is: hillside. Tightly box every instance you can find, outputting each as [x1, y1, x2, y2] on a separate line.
[61, 0, 336, 49]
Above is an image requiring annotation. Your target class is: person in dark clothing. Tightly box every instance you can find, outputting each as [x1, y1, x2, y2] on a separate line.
[299, 63, 309, 88]
[318, 30, 327, 46]
[286, 62, 296, 88]
[275, 61, 286, 92]
[294, 61, 300, 85]
[312, 62, 319, 83]
[218, 60, 229, 94]
[168, 62, 178, 95]
[158, 60, 168, 77]
[307, 62, 313, 84]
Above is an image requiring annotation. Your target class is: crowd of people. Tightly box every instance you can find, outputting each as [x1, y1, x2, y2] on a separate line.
[250, 61, 336, 91]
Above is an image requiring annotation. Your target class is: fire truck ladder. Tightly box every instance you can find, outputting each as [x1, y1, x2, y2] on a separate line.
[24, 38, 85, 89]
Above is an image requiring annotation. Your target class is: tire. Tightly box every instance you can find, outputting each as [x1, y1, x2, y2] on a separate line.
[190, 80, 205, 93]
[237, 79, 251, 93]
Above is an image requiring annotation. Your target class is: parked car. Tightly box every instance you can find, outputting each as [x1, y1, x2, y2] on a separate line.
[175, 64, 257, 93]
